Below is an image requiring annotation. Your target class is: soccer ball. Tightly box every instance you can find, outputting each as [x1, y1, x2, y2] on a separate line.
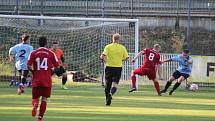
[189, 84, 199, 92]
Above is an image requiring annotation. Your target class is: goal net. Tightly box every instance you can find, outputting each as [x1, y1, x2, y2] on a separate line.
[0, 15, 139, 88]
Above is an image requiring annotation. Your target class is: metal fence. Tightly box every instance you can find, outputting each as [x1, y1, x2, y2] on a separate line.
[0, 0, 214, 88]
[1, 1, 214, 56]
[0, 0, 214, 17]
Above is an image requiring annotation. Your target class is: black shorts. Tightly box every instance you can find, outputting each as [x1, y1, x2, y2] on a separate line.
[105, 66, 122, 84]
[18, 70, 29, 78]
[52, 66, 66, 77]
[172, 70, 190, 80]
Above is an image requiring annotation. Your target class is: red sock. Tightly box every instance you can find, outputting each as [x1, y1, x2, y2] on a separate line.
[39, 101, 47, 118]
[131, 75, 136, 89]
[153, 81, 161, 95]
[32, 99, 39, 108]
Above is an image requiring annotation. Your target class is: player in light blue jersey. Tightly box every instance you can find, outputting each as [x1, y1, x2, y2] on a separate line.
[160, 49, 193, 95]
[9, 33, 33, 95]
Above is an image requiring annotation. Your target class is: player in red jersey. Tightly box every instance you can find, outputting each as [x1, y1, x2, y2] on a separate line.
[27, 36, 59, 121]
[129, 44, 163, 96]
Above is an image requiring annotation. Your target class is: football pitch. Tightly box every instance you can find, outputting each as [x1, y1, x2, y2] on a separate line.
[0, 82, 215, 121]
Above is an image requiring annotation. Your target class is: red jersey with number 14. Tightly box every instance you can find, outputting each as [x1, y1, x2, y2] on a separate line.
[141, 48, 161, 70]
[27, 47, 59, 87]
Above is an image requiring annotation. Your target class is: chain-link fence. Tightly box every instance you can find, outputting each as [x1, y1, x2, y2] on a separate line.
[1, 0, 214, 54]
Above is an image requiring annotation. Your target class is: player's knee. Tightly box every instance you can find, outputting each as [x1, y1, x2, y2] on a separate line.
[41, 97, 47, 102]
[178, 76, 185, 83]
[169, 76, 175, 82]
[112, 82, 118, 88]
[62, 73, 67, 78]
[131, 70, 135, 77]
[152, 79, 158, 83]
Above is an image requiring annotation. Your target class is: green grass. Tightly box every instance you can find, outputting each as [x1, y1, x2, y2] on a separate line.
[0, 82, 215, 121]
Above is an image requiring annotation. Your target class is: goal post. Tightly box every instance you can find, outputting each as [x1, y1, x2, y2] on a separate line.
[0, 14, 139, 88]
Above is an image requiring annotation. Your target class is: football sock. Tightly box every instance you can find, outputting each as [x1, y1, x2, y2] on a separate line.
[105, 79, 112, 93]
[172, 81, 181, 92]
[32, 99, 39, 116]
[105, 82, 112, 100]
[131, 75, 136, 89]
[32, 99, 39, 107]
[104, 77, 112, 101]
[106, 93, 112, 106]
[111, 87, 117, 95]
[153, 81, 161, 95]
[19, 76, 21, 84]
[62, 76, 67, 85]
[39, 101, 47, 118]
[21, 77, 27, 85]
[105, 90, 109, 100]
[164, 81, 172, 91]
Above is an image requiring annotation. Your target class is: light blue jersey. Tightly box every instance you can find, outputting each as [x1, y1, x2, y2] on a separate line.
[9, 43, 33, 70]
[171, 54, 193, 75]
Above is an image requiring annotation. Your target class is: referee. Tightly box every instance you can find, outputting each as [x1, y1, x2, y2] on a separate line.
[100, 33, 129, 106]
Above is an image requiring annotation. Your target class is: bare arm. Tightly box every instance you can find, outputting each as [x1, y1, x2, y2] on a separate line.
[100, 54, 107, 62]
[61, 56, 65, 64]
[27, 65, 33, 73]
[8, 48, 15, 62]
[187, 60, 193, 64]
[131, 51, 144, 63]
[161, 58, 172, 64]
[60, 56, 68, 68]
[9, 54, 15, 62]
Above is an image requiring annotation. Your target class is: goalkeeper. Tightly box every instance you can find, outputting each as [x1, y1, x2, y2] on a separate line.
[50, 41, 68, 90]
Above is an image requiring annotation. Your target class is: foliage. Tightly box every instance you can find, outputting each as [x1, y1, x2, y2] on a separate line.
[0, 61, 14, 76]
[140, 27, 215, 55]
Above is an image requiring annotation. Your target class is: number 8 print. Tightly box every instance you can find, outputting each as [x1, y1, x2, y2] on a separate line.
[148, 53, 155, 61]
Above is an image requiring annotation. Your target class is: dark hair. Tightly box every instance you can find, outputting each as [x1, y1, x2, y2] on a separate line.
[183, 49, 190, 54]
[39, 36, 47, 47]
[52, 41, 59, 44]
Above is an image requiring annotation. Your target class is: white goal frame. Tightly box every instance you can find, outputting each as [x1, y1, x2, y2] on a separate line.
[0, 14, 139, 63]
[0, 14, 140, 88]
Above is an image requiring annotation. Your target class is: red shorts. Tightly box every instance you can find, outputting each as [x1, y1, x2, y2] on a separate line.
[133, 67, 156, 80]
[32, 86, 51, 99]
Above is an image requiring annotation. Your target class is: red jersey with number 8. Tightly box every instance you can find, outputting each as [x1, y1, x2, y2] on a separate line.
[141, 48, 161, 70]
[27, 47, 59, 87]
